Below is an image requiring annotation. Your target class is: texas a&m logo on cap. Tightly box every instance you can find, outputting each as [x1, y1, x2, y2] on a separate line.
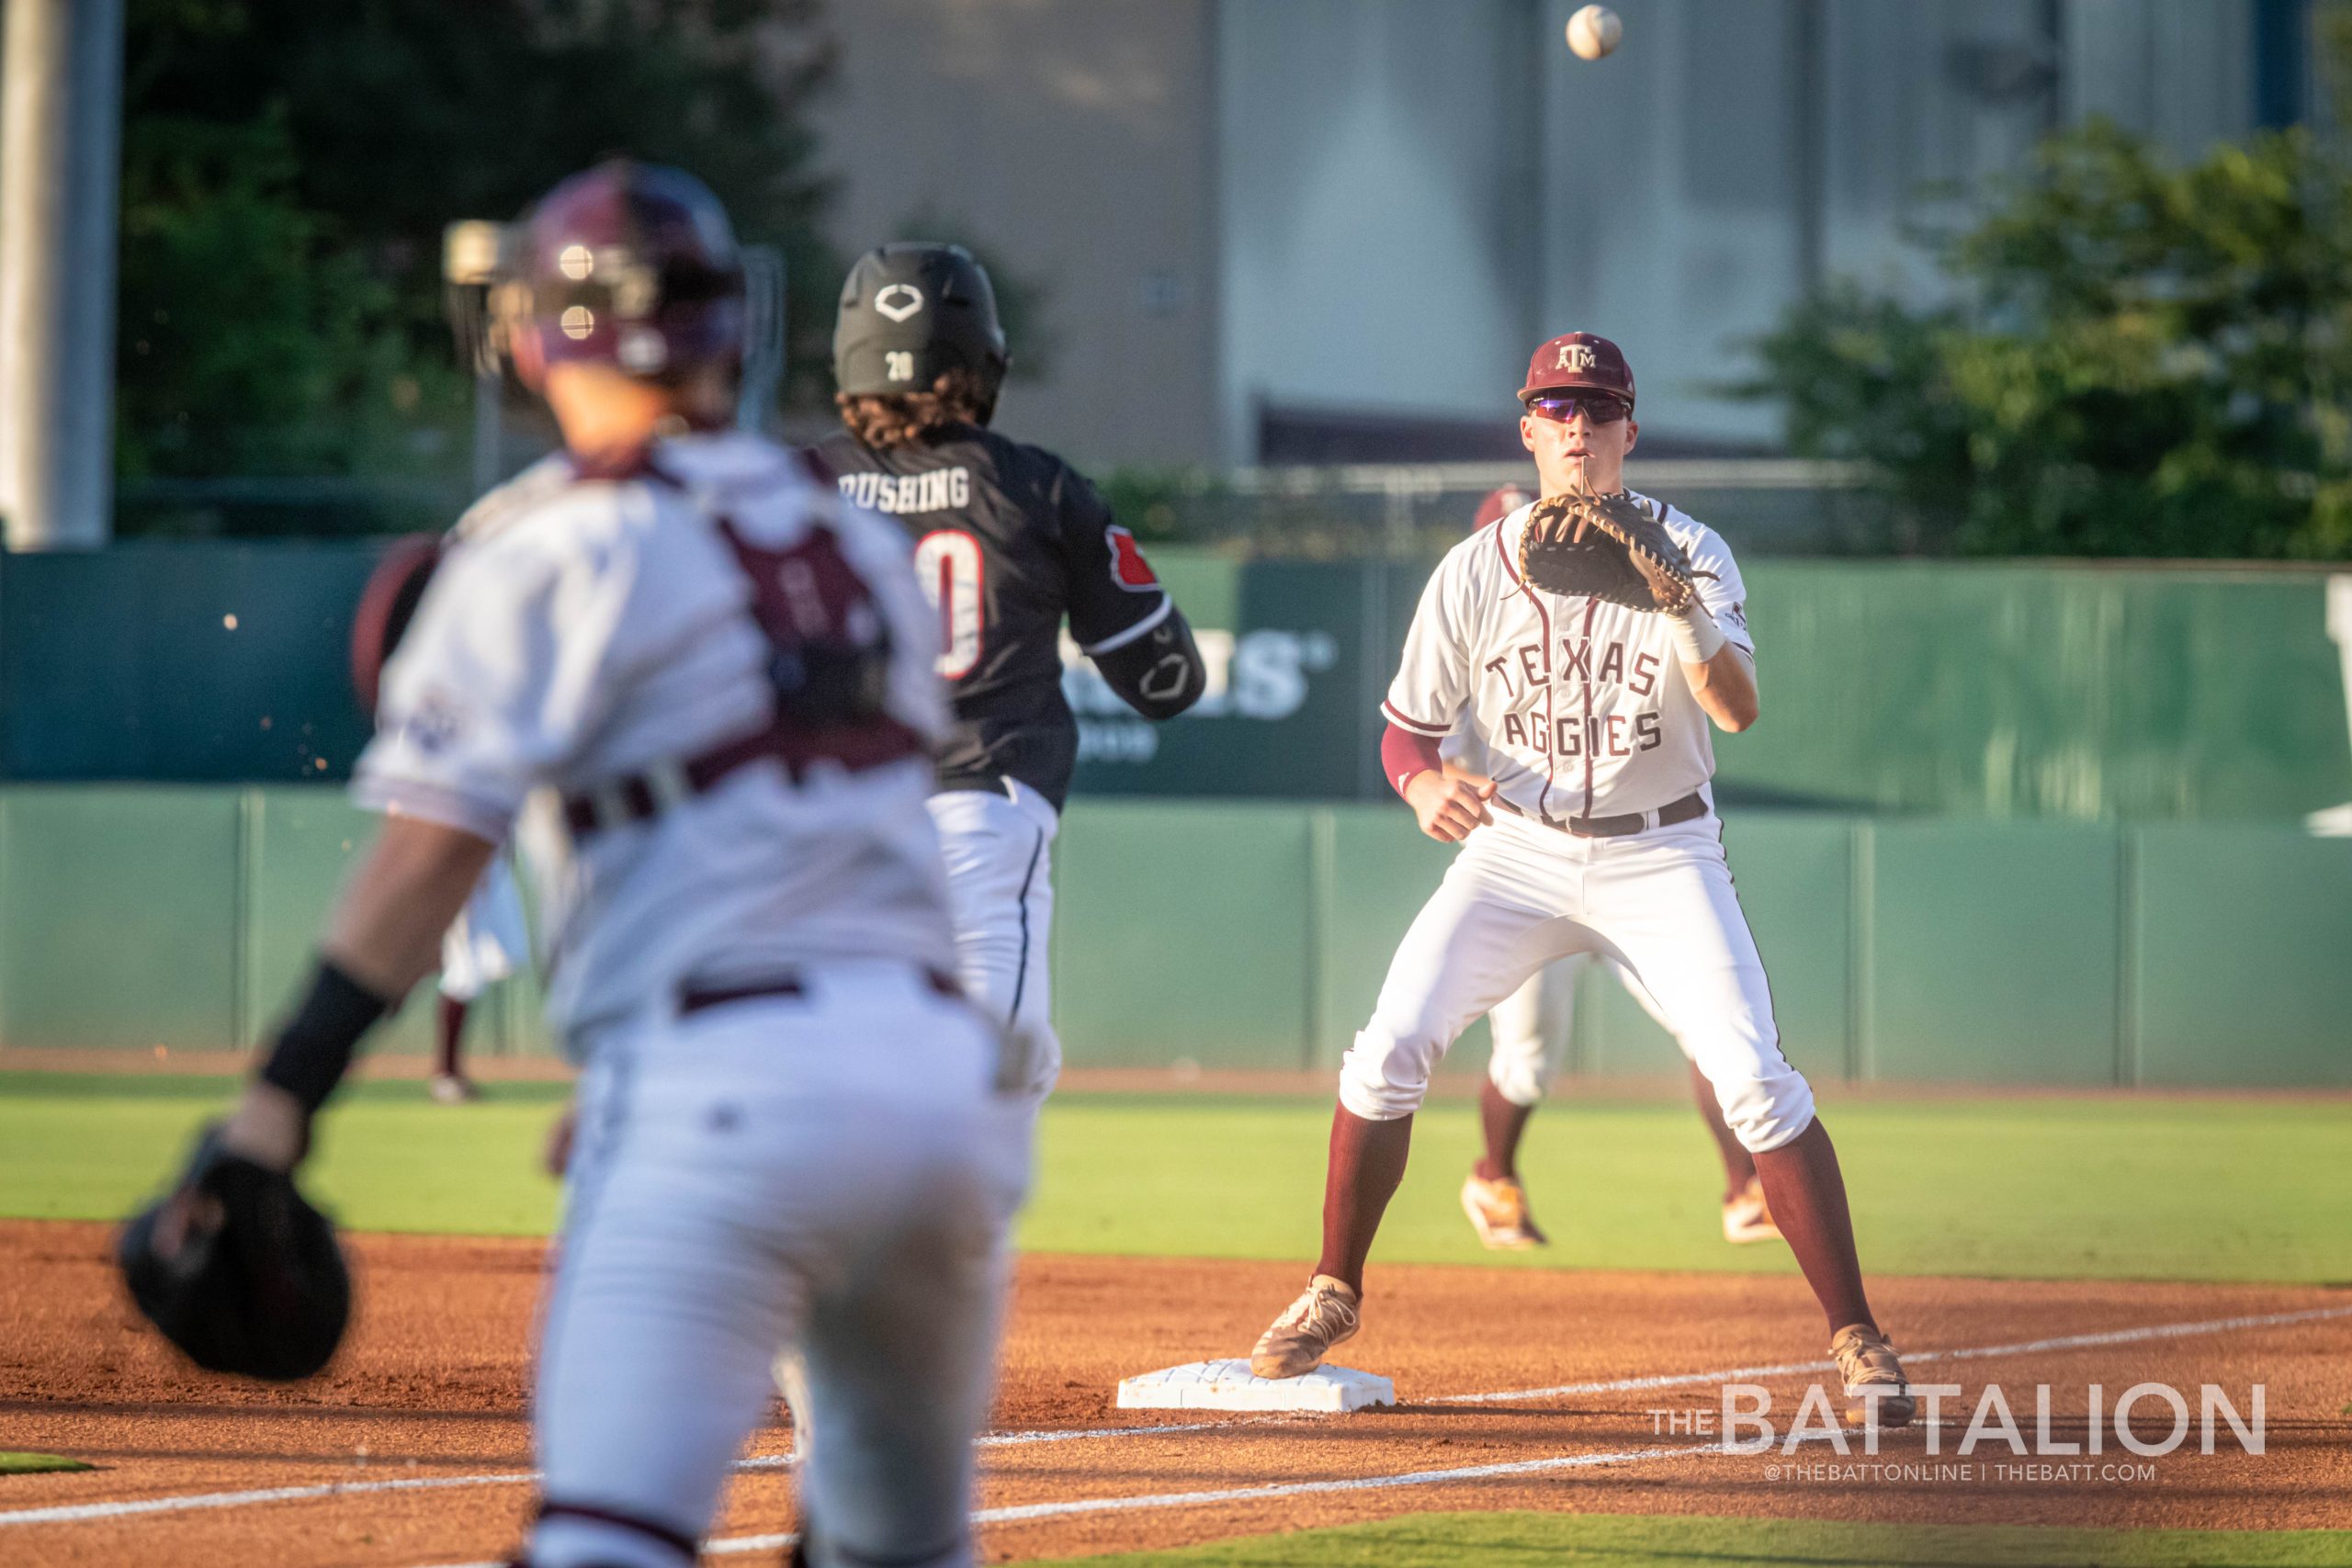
[1520, 331, 1634, 407]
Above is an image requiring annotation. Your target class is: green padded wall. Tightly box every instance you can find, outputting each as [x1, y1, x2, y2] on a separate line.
[1864, 821, 2123, 1083]
[0, 787, 243, 1050]
[5, 788, 2348, 1087]
[1052, 801, 1314, 1066]
[2130, 827, 2352, 1087]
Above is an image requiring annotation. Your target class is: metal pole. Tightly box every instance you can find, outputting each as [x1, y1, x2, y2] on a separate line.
[0, 0, 124, 549]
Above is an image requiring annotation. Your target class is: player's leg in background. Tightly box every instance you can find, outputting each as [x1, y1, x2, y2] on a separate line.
[1603, 956, 1776, 1240]
[433, 989, 476, 1101]
[1463, 956, 1581, 1249]
[433, 858, 525, 1104]
[1477, 956, 1579, 1181]
[1589, 824, 1882, 1339]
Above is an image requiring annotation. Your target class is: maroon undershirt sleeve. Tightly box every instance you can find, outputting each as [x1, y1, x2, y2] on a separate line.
[1380, 721, 1445, 801]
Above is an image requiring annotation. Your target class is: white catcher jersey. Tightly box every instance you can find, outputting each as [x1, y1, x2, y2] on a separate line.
[354, 431, 956, 1053]
[1385, 493, 1754, 821]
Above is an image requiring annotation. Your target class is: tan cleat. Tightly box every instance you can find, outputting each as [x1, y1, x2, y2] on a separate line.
[1461, 1173, 1548, 1250]
[1250, 1274, 1361, 1380]
[1829, 1323, 1916, 1429]
[1722, 1174, 1782, 1245]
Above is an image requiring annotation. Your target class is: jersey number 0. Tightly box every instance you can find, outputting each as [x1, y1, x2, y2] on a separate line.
[913, 529, 985, 680]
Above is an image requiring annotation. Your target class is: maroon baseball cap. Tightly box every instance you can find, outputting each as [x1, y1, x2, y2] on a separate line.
[1473, 485, 1536, 531]
[1518, 332, 1635, 409]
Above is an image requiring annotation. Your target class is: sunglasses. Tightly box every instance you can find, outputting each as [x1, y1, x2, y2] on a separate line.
[1527, 394, 1630, 424]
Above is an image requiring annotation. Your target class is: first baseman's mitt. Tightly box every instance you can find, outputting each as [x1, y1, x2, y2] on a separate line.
[1519, 491, 1696, 613]
[117, 1126, 350, 1382]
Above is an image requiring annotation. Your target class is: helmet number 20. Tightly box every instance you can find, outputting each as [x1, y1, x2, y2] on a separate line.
[885, 350, 916, 383]
[913, 529, 985, 680]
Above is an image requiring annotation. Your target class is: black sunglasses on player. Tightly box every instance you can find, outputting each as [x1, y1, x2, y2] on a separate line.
[1526, 393, 1630, 424]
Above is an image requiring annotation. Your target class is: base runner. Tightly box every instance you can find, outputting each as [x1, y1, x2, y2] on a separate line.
[809, 243, 1206, 1117]
[1250, 334, 1911, 1427]
[1455, 484, 1779, 1253]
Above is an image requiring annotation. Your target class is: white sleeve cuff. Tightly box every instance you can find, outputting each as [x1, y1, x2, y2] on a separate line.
[349, 771, 517, 843]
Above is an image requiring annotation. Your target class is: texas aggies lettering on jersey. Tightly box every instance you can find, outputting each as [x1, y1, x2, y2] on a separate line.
[810, 423, 1170, 811]
[1385, 492, 1751, 823]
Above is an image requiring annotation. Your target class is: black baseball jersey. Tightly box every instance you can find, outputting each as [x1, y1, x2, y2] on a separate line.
[808, 424, 1171, 810]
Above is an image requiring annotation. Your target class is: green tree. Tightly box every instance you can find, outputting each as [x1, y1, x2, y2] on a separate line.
[117, 0, 840, 528]
[1747, 120, 2352, 558]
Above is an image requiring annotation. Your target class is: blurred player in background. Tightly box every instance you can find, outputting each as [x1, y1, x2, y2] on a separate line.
[428, 857, 526, 1103]
[811, 244, 1206, 1124]
[130, 162, 1013, 1568]
[1457, 487, 1779, 1252]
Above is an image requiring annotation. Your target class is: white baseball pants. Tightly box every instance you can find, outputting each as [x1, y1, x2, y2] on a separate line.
[1486, 954, 1677, 1107]
[927, 782, 1061, 1104]
[438, 855, 527, 1002]
[529, 964, 1010, 1568]
[1342, 808, 1814, 1153]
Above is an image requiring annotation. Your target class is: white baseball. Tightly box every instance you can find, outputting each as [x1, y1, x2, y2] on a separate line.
[1566, 5, 1622, 61]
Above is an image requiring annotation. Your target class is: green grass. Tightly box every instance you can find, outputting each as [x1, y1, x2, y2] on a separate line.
[3, 1077, 2348, 1282]
[1032, 1512, 2352, 1567]
[0, 1451, 94, 1474]
[0, 1075, 571, 1236]
[1024, 1093, 2352, 1283]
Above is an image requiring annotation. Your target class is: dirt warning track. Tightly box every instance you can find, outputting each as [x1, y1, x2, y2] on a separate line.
[2, 1223, 2348, 1565]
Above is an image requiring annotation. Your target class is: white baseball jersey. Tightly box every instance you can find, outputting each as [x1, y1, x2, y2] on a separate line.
[354, 430, 956, 1053]
[1384, 492, 1753, 821]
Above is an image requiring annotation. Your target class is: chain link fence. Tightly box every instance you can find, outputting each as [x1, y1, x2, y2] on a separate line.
[116, 458, 1894, 558]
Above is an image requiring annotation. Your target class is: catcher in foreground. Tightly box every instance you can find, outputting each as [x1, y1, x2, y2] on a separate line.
[1250, 330, 1913, 1431]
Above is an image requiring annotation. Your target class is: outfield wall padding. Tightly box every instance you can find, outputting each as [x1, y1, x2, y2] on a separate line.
[0, 786, 2344, 1088]
[5, 546, 2347, 824]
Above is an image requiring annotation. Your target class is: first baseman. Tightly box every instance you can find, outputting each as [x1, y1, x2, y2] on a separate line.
[121, 162, 1014, 1568]
[1457, 484, 1780, 1252]
[1250, 333, 1912, 1428]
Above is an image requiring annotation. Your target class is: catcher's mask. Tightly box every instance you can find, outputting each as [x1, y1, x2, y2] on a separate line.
[442, 163, 786, 428]
[349, 534, 442, 718]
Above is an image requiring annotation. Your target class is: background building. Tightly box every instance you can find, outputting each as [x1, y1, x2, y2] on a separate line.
[812, 0, 2321, 468]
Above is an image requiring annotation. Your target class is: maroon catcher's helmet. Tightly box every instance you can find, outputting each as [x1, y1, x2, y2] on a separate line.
[1473, 484, 1536, 532]
[492, 160, 746, 383]
[349, 535, 442, 718]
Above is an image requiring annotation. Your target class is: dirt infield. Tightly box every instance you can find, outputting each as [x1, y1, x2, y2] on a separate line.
[2, 1221, 2348, 1566]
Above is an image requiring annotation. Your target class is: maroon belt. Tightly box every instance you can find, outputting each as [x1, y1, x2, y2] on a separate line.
[677, 967, 963, 1019]
[563, 719, 925, 838]
[1498, 790, 1707, 839]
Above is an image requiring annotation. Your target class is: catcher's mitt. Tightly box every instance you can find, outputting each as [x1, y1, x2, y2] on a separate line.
[117, 1126, 350, 1382]
[1519, 491, 1696, 613]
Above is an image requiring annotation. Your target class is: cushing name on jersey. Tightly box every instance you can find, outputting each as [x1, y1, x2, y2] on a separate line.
[838, 468, 973, 515]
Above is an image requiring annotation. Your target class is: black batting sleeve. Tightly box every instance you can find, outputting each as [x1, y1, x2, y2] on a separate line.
[1090, 604, 1206, 722]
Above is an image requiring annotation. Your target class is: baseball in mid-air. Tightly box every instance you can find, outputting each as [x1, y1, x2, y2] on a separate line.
[1566, 5, 1623, 61]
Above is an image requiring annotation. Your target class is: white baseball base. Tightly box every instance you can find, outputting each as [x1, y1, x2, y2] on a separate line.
[1116, 1359, 1396, 1413]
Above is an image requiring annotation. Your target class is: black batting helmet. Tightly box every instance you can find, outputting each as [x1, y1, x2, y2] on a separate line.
[833, 243, 1009, 400]
[492, 160, 745, 383]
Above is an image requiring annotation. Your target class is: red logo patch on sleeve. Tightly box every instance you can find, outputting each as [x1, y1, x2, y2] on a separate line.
[1105, 525, 1160, 591]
